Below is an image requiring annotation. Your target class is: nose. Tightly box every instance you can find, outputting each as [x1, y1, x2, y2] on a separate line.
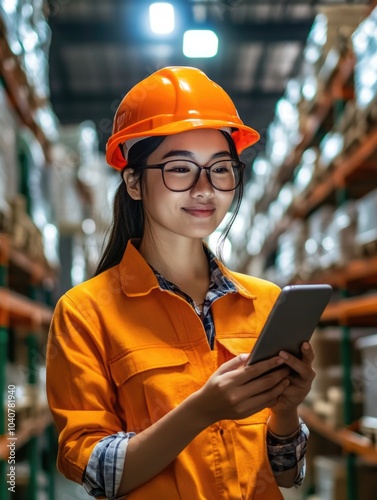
[190, 168, 214, 197]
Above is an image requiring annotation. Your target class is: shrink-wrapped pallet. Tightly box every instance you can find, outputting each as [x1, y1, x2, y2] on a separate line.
[355, 188, 377, 254]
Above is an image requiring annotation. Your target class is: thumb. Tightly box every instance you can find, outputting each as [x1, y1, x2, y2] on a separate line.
[218, 353, 248, 375]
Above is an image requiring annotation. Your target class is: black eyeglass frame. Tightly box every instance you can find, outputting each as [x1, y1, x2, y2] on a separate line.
[137, 159, 246, 192]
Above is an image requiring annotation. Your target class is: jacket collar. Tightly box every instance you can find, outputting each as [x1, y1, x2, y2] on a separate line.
[215, 259, 257, 300]
[119, 239, 257, 300]
[119, 240, 160, 297]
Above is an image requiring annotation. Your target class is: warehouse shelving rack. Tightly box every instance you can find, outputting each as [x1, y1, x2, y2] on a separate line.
[0, 234, 56, 500]
[249, 37, 377, 499]
[0, 12, 57, 497]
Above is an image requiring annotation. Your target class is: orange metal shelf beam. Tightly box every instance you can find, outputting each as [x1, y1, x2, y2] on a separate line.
[0, 288, 52, 327]
[0, 411, 52, 461]
[301, 254, 377, 289]
[0, 233, 56, 284]
[0, 234, 9, 266]
[300, 405, 377, 465]
[0, 37, 51, 163]
[334, 129, 377, 184]
[294, 129, 377, 217]
[322, 293, 377, 324]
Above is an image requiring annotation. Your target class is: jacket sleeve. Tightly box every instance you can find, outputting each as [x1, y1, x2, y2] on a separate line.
[46, 293, 124, 484]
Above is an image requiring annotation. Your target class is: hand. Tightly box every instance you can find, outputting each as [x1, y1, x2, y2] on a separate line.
[269, 342, 315, 417]
[195, 354, 291, 426]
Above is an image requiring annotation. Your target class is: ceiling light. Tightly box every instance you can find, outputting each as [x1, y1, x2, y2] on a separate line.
[183, 30, 218, 58]
[149, 3, 175, 34]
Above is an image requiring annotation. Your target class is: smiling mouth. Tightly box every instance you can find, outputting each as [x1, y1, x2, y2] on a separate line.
[182, 207, 215, 217]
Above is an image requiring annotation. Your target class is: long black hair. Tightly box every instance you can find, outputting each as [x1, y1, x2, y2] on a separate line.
[94, 131, 244, 276]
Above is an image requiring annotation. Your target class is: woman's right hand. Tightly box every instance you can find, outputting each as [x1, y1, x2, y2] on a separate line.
[195, 354, 291, 426]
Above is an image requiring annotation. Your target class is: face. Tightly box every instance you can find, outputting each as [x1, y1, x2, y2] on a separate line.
[125, 129, 236, 243]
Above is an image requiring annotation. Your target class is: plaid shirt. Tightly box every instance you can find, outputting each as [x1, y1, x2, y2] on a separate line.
[84, 248, 308, 499]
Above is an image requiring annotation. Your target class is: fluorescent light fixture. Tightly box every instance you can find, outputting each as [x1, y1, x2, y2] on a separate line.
[149, 3, 175, 34]
[183, 30, 218, 58]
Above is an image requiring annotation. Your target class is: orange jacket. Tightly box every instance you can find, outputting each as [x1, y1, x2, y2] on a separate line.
[46, 240, 283, 499]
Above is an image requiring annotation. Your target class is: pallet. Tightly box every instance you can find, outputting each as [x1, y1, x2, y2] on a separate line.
[355, 239, 377, 259]
[360, 416, 377, 446]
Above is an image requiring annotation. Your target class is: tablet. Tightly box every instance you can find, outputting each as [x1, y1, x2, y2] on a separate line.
[245, 284, 332, 366]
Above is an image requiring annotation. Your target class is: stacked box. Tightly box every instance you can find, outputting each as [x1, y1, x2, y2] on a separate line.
[9, 194, 46, 262]
[336, 100, 362, 153]
[314, 456, 377, 500]
[313, 456, 347, 500]
[267, 183, 294, 233]
[16, 127, 60, 267]
[0, 1, 22, 56]
[355, 188, 377, 253]
[355, 334, 377, 419]
[292, 148, 320, 200]
[52, 122, 111, 240]
[319, 201, 357, 269]
[252, 155, 274, 201]
[309, 327, 372, 427]
[274, 219, 306, 284]
[50, 142, 85, 234]
[302, 205, 334, 276]
[0, 82, 19, 222]
[301, 5, 369, 99]
[318, 131, 344, 173]
[352, 7, 377, 111]
[265, 97, 301, 169]
[307, 5, 368, 68]
[246, 212, 271, 258]
[0, 0, 58, 140]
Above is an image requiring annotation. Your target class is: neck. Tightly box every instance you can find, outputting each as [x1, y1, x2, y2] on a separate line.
[139, 235, 209, 284]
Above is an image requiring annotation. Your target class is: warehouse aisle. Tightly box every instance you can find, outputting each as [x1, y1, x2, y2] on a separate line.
[54, 474, 302, 500]
[55, 474, 92, 499]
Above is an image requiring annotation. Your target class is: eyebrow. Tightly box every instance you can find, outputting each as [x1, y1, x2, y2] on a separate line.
[161, 149, 232, 160]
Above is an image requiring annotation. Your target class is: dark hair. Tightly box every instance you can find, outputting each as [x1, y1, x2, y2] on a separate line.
[94, 131, 244, 276]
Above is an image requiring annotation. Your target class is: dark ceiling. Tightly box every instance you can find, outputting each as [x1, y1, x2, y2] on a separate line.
[47, 0, 370, 159]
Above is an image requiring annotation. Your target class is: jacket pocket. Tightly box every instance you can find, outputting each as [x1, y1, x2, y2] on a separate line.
[109, 347, 192, 432]
[109, 346, 189, 387]
[216, 336, 257, 358]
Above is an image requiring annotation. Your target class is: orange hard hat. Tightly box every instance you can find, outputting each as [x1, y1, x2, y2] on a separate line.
[106, 66, 260, 170]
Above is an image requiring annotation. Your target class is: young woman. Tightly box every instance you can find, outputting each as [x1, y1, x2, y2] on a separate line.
[46, 66, 314, 500]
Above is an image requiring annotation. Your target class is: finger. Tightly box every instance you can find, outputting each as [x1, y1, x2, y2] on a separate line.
[217, 353, 250, 375]
[278, 350, 314, 380]
[238, 378, 290, 416]
[241, 356, 285, 382]
[241, 367, 291, 398]
[301, 342, 315, 363]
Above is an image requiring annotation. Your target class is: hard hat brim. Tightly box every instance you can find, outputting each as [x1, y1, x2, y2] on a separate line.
[106, 119, 260, 170]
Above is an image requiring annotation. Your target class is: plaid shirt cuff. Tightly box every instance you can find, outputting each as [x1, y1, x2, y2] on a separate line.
[83, 431, 135, 499]
[267, 418, 309, 486]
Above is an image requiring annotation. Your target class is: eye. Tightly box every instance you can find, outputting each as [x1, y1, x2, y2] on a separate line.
[166, 166, 191, 173]
[165, 161, 194, 174]
[213, 166, 230, 173]
[211, 160, 233, 173]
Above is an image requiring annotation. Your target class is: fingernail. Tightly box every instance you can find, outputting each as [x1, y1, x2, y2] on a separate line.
[279, 351, 289, 360]
[303, 342, 310, 350]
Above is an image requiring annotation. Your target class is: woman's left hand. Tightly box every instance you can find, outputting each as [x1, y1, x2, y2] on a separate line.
[269, 341, 315, 415]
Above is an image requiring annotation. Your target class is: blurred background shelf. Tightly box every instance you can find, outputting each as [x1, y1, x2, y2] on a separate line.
[0, 410, 52, 461]
[300, 405, 377, 465]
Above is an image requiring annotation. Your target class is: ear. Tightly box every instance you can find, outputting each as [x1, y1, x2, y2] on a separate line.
[123, 169, 142, 200]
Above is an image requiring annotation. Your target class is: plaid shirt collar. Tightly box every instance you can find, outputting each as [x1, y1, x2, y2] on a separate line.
[151, 246, 237, 348]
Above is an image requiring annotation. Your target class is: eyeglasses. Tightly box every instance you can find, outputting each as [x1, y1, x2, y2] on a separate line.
[138, 159, 245, 192]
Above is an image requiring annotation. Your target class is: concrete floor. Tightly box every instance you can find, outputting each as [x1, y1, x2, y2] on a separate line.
[54, 474, 304, 500]
[54, 473, 92, 499]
